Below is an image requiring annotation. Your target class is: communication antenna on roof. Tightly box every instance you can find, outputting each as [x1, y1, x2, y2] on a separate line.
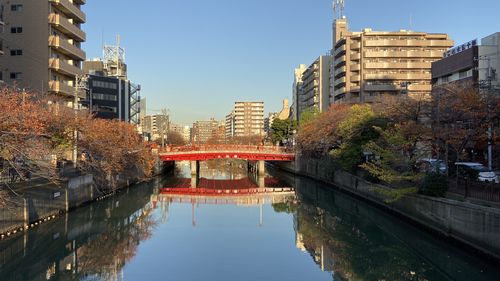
[333, 0, 346, 19]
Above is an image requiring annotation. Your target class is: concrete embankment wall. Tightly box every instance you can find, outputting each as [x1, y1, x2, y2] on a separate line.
[273, 155, 500, 259]
[0, 174, 94, 235]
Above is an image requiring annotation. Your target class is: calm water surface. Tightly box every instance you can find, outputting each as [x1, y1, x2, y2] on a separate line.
[1, 160, 499, 281]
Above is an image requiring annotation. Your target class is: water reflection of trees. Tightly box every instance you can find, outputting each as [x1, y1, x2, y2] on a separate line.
[76, 208, 157, 281]
[291, 199, 437, 281]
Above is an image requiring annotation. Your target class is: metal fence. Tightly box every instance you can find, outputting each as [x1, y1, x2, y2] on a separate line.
[448, 179, 500, 203]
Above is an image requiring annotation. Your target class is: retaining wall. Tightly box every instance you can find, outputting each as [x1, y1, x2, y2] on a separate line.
[273, 155, 500, 259]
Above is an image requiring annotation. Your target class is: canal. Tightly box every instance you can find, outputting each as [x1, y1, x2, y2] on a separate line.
[1, 160, 499, 281]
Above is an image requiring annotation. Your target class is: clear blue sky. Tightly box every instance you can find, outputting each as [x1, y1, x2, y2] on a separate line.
[83, 0, 500, 125]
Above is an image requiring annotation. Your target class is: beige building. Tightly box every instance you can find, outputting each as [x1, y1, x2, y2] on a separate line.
[233, 101, 265, 137]
[0, 0, 86, 99]
[331, 18, 453, 104]
[192, 119, 219, 144]
[298, 56, 331, 117]
[291, 64, 307, 120]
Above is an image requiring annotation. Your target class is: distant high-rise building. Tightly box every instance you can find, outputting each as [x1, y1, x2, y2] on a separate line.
[330, 18, 453, 104]
[292, 65, 307, 120]
[298, 56, 331, 117]
[192, 119, 219, 144]
[143, 114, 169, 141]
[225, 111, 235, 138]
[0, 0, 86, 99]
[233, 102, 265, 137]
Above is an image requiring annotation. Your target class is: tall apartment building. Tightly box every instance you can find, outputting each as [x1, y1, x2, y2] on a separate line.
[192, 119, 219, 144]
[0, 0, 86, 99]
[331, 18, 453, 104]
[291, 64, 307, 121]
[298, 56, 331, 117]
[225, 111, 235, 138]
[233, 102, 265, 137]
[143, 114, 169, 142]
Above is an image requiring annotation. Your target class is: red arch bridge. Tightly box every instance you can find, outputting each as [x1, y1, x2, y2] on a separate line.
[158, 145, 295, 175]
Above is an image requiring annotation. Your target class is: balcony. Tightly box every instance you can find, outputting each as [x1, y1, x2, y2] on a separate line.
[364, 62, 431, 69]
[364, 51, 444, 58]
[334, 45, 346, 57]
[334, 66, 346, 77]
[48, 36, 85, 60]
[350, 42, 361, 50]
[334, 77, 346, 87]
[49, 13, 86, 42]
[364, 73, 431, 80]
[350, 53, 361, 61]
[49, 0, 86, 23]
[350, 75, 360, 82]
[350, 64, 361, 71]
[364, 39, 454, 48]
[334, 87, 346, 97]
[49, 58, 83, 77]
[49, 80, 76, 96]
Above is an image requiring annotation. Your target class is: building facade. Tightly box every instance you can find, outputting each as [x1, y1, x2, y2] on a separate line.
[0, 0, 86, 99]
[331, 18, 453, 104]
[432, 33, 499, 90]
[292, 64, 307, 121]
[298, 56, 331, 117]
[143, 114, 169, 142]
[225, 111, 235, 138]
[192, 119, 219, 144]
[85, 75, 140, 124]
[233, 102, 265, 137]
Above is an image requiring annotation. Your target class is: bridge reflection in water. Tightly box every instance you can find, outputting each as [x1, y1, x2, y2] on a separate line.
[152, 162, 295, 226]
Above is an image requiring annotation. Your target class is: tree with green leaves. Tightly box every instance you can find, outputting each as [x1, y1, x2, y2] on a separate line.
[270, 118, 296, 145]
[330, 104, 386, 171]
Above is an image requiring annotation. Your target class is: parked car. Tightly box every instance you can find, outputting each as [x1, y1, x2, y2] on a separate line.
[455, 162, 499, 183]
[417, 158, 447, 174]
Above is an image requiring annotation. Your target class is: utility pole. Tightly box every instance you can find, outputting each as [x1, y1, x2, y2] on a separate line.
[73, 75, 88, 168]
[477, 55, 496, 170]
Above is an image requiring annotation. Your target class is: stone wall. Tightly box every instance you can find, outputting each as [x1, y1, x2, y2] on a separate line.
[273, 154, 500, 259]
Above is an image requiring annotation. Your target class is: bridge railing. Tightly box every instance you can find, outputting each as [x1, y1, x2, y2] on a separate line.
[159, 145, 294, 154]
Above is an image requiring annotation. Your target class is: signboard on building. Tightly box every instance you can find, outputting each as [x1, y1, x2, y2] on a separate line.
[445, 39, 478, 58]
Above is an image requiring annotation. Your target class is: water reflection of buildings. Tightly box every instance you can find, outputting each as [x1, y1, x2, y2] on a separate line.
[287, 176, 500, 281]
[0, 181, 158, 281]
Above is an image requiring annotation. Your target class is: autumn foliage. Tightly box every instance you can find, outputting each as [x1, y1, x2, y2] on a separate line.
[0, 87, 155, 200]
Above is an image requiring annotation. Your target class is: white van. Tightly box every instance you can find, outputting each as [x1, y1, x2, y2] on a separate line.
[455, 162, 499, 184]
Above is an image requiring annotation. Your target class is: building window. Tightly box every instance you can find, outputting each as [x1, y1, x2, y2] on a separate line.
[0, 72, 3, 81]
[10, 27, 22, 33]
[92, 93, 118, 101]
[10, 49, 22, 56]
[11, 4, 23, 11]
[10, 72, 22, 80]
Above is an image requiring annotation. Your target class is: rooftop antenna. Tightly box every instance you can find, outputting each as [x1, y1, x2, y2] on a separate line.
[333, 0, 346, 19]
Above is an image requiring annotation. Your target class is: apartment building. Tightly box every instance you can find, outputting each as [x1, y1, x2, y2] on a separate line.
[225, 111, 235, 138]
[298, 56, 331, 117]
[0, 0, 86, 99]
[143, 114, 169, 142]
[192, 119, 219, 144]
[233, 102, 265, 137]
[331, 18, 453, 104]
